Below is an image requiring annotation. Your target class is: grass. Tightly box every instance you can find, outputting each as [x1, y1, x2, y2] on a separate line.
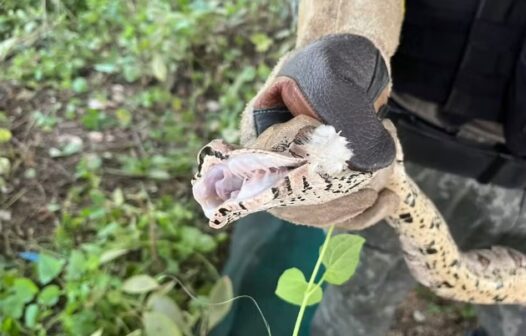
[0, 0, 293, 334]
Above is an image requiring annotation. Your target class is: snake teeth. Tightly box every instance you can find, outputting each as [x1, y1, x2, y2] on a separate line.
[193, 152, 305, 219]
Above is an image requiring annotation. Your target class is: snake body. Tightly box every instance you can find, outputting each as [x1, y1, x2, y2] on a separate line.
[389, 173, 526, 304]
[192, 116, 526, 305]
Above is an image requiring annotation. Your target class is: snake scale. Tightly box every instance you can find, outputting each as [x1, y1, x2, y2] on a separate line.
[192, 115, 526, 305]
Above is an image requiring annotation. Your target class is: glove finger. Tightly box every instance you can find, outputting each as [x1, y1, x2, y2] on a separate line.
[269, 188, 378, 227]
[335, 189, 400, 231]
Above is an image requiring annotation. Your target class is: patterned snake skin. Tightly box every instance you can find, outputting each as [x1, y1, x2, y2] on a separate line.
[192, 116, 526, 305]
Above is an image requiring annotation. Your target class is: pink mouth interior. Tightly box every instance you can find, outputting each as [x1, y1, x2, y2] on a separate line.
[193, 153, 301, 218]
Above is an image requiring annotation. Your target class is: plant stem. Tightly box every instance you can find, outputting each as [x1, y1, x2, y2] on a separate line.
[291, 224, 335, 336]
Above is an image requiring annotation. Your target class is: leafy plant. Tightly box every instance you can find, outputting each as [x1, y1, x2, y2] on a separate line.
[275, 225, 365, 336]
[0, 0, 293, 334]
[1, 248, 233, 335]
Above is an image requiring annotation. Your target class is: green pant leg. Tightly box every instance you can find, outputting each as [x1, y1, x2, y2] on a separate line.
[211, 212, 325, 336]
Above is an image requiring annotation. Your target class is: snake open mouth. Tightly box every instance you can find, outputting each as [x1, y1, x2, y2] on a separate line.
[192, 152, 306, 218]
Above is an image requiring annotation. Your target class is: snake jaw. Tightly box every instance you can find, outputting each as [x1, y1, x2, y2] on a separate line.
[192, 142, 308, 227]
[192, 124, 375, 228]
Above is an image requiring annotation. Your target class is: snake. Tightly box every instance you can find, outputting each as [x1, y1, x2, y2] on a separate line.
[191, 115, 526, 305]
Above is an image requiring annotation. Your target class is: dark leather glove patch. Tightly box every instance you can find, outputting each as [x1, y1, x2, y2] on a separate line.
[253, 107, 293, 136]
[254, 34, 395, 172]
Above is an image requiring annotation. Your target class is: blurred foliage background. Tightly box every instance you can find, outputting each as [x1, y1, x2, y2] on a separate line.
[0, 1, 479, 335]
[0, 0, 294, 335]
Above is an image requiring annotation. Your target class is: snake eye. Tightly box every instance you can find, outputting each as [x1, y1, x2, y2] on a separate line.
[197, 145, 213, 166]
[196, 145, 214, 176]
[196, 140, 233, 175]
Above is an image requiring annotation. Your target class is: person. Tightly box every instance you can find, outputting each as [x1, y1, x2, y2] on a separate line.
[212, 1, 526, 335]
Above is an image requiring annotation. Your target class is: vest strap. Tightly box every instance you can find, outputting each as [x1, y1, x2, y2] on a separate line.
[385, 102, 526, 189]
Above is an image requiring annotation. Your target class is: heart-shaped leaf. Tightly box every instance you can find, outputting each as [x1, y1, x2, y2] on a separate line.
[2, 295, 25, 319]
[275, 268, 322, 306]
[122, 275, 159, 294]
[115, 108, 132, 128]
[322, 234, 365, 285]
[89, 329, 103, 336]
[125, 331, 141, 336]
[146, 294, 186, 332]
[13, 278, 38, 303]
[207, 276, 233, 331]
[143, 311, 182, 336]
[24, 304, 39, 329]
[37, 254, 65, 285]
[249, 33, 272, 52]
[38, 285, 61, 306]
[151, 54, 167, 82]
[66, 250, 87, 281]
[100, 248, 129, 264]
[72, 77, 89, 93]
[0, 128, 12, 143]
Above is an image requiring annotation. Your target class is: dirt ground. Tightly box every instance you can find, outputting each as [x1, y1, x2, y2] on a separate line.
[0, 83, 478, 335]
[1, 84, 131, 252]
[389, 290, 477, 335]
[0, 83, 190, 253]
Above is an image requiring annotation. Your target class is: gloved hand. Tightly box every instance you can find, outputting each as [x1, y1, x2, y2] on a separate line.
[248, 114, 400, 231]
[269, 186, 400, 231]
[241, 0, 404, 170]
[240, 34, 395, 172]
[234, 0, 405, 229]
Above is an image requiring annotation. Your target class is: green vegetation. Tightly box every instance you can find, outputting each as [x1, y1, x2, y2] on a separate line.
[275, 225, 364, 336]
[0, 0, 293, 335]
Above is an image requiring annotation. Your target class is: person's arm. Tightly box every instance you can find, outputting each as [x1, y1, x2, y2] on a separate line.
[241, 0, 405, 172]
[296, 0, 404, 62]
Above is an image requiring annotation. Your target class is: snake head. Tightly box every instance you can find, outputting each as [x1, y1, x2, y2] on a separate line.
[192, 115, 389, 228]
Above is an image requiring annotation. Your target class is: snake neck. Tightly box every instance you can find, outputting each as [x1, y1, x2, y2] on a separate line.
[386, 165, 419, 217]
[385, 166, 455, 253]
[385, 166, 463, 290]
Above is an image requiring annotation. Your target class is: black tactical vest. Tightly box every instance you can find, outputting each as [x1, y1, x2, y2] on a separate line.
[391, 0, 526, 157]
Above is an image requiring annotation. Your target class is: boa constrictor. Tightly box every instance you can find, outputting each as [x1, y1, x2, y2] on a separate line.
[192, 115, 526, 305]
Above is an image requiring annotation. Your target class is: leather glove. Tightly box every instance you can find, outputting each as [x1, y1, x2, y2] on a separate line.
[270, 189, 400, 231]
[234, 0, 405, 229]
[192, 113, 401, 230]
[241, 34, 395, 172]
[241, 0, 404, 171]
[248, 114, 400, 231]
